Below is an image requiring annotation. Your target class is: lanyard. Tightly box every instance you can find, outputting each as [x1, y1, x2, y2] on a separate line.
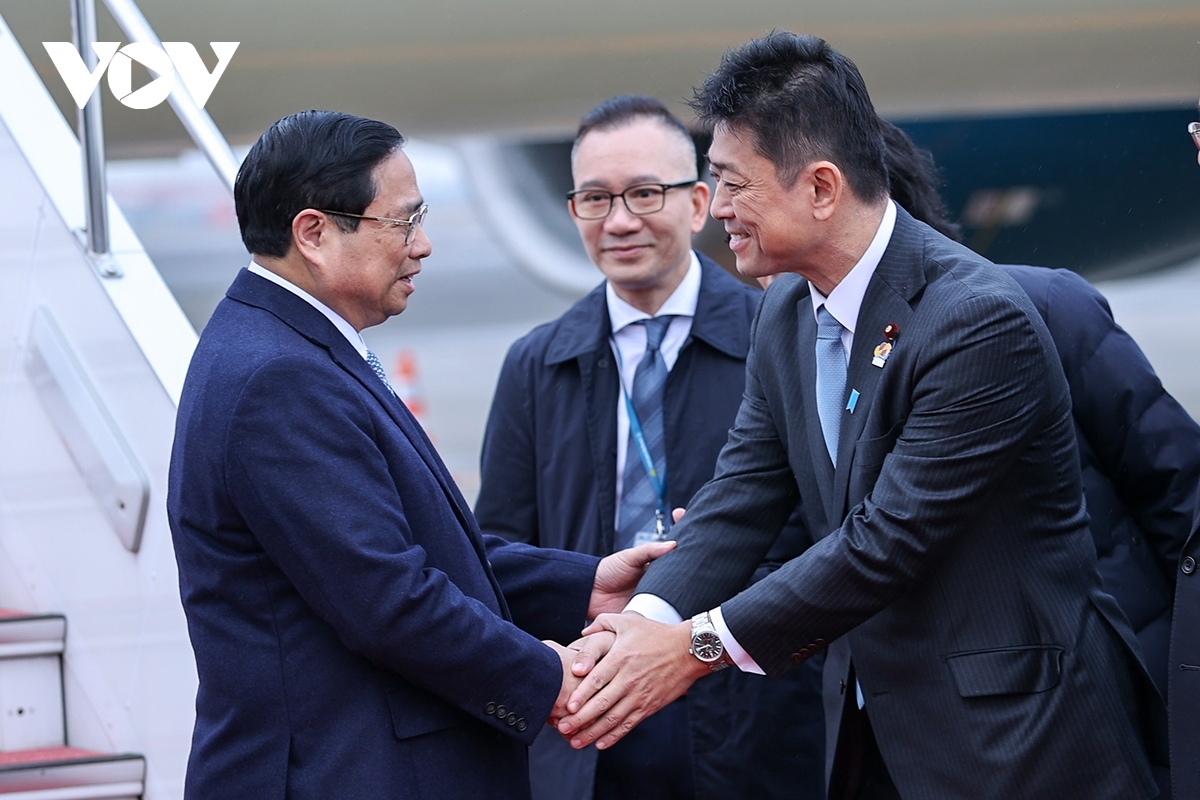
[613, 335, 669, 540]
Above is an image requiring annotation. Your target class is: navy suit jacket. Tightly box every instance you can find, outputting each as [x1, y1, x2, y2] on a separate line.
[167, 270, 597, 800]
[638, 208, 1167, 799]
[477, 254, 823, 800]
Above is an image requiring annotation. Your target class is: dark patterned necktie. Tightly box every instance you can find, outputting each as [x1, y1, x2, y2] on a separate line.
[815, 306, 847, 466]
[616, 316, 673, 549]
[365, 349, 396, 397]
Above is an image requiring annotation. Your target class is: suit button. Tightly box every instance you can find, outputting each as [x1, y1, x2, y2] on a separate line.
[517, 719, 528, 732]
[814, 639, 826, 648]
[506, 713, 518, 726]
[485, 702, 496, 715]
[1183, 556, 1197, 576]
[495, 705, 507, 718]
[790, 653, 804, 663]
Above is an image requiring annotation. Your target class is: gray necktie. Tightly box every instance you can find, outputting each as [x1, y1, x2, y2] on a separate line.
[365, 349, 396, 397]
[616, 316, 673, 549]
[815, 306, 847, 467]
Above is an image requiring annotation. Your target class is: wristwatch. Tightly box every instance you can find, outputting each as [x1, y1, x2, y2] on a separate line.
[689, 611, 731, 672]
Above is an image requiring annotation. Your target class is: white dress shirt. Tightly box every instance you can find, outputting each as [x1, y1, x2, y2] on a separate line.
[626, 202, 897, 677]
[607, 251, 701, 516]
[247, 261, 370, 360]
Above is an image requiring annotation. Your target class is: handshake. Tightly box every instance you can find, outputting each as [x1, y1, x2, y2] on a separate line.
[542, 533, 716, 752]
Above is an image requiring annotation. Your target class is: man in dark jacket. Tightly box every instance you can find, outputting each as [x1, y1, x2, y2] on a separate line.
[476, 96, 823, 800]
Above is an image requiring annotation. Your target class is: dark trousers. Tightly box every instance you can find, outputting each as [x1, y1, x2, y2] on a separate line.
[828, 674, 901, 800]
[594, 696, 695, 800]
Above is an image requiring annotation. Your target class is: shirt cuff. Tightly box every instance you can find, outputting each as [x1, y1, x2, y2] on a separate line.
[623, 593, 683, 624]
[711, 606, 765, 675]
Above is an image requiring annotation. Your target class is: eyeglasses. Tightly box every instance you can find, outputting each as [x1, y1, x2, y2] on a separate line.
[566, 180, 698, 220]
[320, 204, 428, 245]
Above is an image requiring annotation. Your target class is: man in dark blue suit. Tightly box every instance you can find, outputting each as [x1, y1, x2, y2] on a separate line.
[476, 96, 823, 800]
[557, 33, 1167, 799]
[166, 110, 670, 800]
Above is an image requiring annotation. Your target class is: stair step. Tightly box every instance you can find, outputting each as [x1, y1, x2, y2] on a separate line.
[0, 747, 144, 798]
[0, 612, 66, 752]
[0, 613, 65, 660]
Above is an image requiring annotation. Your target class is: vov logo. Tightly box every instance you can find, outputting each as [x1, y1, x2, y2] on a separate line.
[42, 41, 239, 109]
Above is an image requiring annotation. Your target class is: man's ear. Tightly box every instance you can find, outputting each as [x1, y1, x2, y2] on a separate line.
[807, 161, 843, 222]
[292, 209, 331, 266]
[689, 181, 711, 234]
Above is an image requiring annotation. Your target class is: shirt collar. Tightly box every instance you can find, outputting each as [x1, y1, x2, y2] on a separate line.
[809, 199, 897, 333]
[606, 251, 701, 333]
[247, 261, 368, 358]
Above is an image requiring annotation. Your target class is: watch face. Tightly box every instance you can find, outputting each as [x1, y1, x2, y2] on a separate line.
[692, 630, 723, 661]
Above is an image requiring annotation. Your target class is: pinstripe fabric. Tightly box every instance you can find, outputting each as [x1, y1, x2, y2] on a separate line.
[638, 208, 1165, 799]
[616, 316, 672, 549]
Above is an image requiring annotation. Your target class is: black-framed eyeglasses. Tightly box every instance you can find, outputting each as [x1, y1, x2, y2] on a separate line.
[320, 204, 428, 245]
[566, 180, 698, 220]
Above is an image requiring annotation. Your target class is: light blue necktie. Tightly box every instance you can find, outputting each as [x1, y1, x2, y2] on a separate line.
[815, 306, 847, 467]
[365, 349, 396, 397]
[616, 316, 673, 549]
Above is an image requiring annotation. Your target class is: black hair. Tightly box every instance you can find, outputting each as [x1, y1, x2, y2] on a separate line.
[234, 110, 405, 257]
[689, 31, 888, 201]
[879, 119, 963, 241]
[571, 94, 696, 168]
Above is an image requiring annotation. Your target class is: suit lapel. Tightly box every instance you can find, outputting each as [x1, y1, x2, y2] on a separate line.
[328, 344, 510, 614]
[830, 208, 928, 517]
[831, 281, 914, 515]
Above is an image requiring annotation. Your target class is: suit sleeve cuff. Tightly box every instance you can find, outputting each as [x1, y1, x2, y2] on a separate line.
[711, 606, 765, 675]
[623, 593, 683, 624]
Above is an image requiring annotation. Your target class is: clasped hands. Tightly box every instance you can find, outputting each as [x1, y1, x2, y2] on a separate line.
[547, 612, 711, 750]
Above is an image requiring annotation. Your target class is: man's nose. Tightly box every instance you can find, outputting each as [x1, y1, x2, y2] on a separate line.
[604, 199, 643, 232]
[709, 185, 733, 220]
[410, 225, 432, 258]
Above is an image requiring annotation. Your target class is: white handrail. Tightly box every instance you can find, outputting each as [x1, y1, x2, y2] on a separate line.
[71, 0, 111, 264]
[101, 0, 240, 194]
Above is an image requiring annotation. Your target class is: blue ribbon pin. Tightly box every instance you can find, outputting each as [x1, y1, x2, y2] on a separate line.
[847, 389, 860, 413]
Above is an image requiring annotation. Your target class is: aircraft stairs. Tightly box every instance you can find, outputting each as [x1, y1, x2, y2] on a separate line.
[0, 611, 144, 799]
[0, 0, 239, 795]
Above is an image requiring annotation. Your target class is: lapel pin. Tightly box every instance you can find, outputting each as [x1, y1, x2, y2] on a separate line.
[871, 342, 891, 368]
[872, 323, 900, 368]
[847, 389, 860, 414]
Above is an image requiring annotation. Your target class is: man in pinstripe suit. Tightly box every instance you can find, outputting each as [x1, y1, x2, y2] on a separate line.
[555, 32, 1168, 799]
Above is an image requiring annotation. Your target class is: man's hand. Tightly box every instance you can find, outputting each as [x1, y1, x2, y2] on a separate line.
[555, 613, 710, 750]
[545, 632, 616, 724]
[545, 640, 584, 725]
[588, 540, 676, 619]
